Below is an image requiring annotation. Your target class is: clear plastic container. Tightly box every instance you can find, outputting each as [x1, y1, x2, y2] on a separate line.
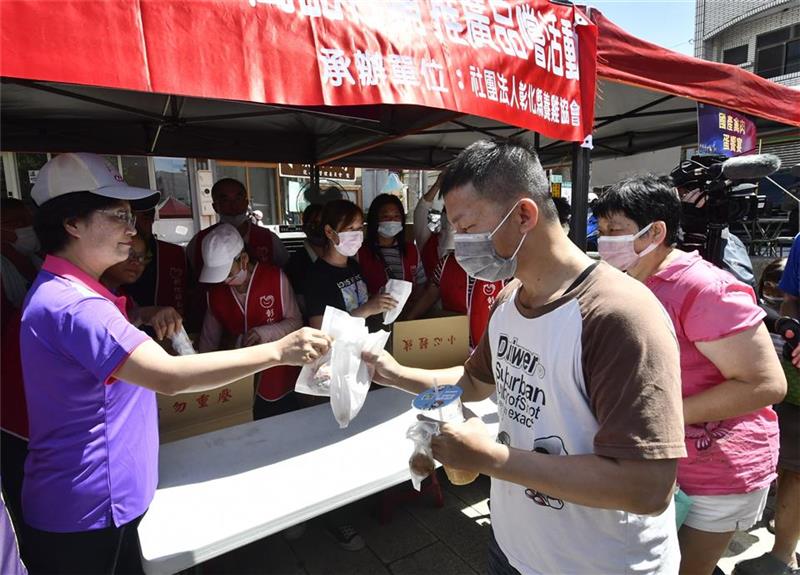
[411, 385, 479, 486]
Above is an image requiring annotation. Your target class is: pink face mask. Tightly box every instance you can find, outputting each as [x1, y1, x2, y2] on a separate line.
[225, 267, 248, 286]
[597, 223, 657, 271]
[334, 230, 363, 257]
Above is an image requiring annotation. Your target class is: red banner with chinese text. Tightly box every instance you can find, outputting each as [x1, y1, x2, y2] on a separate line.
[1, 0, 597, 142]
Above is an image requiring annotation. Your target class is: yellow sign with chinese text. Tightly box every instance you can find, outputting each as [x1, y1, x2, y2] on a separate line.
[157, 375, 254, 443]
[392, 315, 469, 369]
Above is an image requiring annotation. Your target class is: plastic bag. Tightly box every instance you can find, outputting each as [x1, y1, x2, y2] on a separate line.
[295, 306, 390, 428]
[330, 329, 390, 428]
[295, 307, 360, 396]
[383, 279, 412, 325]
[169, 326, 196, 355]
[406, 420, 440, 491]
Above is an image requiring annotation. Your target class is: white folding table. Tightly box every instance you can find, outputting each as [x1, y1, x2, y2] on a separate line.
[138, 387, 498, 575]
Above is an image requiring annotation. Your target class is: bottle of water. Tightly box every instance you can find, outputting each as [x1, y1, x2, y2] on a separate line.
[170, 327, 196, 355]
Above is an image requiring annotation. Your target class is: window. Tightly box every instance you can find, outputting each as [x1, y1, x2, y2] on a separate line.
[755, 25, 800, 78]
[723, 45, 748, 65]
[216, 163, 278, 225]
[16, 153, 48, 204]
[154, 157, 192, 207]
[120, 156, 150, 189]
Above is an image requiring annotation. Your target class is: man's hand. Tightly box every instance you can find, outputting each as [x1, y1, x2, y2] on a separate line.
[276, 327, 332, 366]
[244, 328, 262, 347]
[430, 413, 505, 474]
[361, 348, 404, 386]
[146, 307, 183, 340]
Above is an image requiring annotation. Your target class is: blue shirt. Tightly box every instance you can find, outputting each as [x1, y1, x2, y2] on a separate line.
[779, 234, 800, 297]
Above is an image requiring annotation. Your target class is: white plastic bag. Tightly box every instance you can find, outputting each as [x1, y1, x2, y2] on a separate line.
[295, 307, 362, 396]
[330, 330, 390, 428]
[169, 326, 196, 355]
[406, 420, 440, 491]
[295, 307, 391, 428]
[383, 279, 412, 325]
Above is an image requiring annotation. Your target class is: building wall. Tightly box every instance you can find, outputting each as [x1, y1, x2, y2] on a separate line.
[694, 0, 800, 86]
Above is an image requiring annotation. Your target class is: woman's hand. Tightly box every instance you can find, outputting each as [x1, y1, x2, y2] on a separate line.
[362, 294, 398, 317]
[275, 327, 332, 366]
[145, 307, 183, 340]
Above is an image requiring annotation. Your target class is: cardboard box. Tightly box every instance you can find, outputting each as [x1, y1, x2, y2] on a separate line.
[392, 315, 469, 369]
[157, 375, 254, 443]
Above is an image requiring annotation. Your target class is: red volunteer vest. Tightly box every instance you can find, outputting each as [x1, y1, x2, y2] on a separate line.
[439, 254, 504, 348]
[421, 233, 440, 279]
[1, 286, 28, 439]
[155, 240, 187, 315]
[0, 243, 37, 439]
[208, 263, 299, 401]
[357, 242, 419, 295]
[191, 222, 275, 275]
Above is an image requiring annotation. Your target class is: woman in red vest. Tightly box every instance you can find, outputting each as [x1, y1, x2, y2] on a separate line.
[406, 252, 506, 349]
[197, 224, 303, 420]
[358, 194, 426, 302]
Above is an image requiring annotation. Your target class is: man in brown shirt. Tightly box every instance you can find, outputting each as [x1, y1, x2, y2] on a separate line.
[365, 139, 686, 573]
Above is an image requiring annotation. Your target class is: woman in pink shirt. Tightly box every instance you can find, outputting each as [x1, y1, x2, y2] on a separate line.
[595, 174, 786, 575]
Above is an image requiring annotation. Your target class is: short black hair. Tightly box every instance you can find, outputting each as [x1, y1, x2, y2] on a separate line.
[551, 197, 571, 226]
[365, 194, 407, 258]
[593, 174, 681, 246]
[440, 139, 556, 221]
[758, 258, 786, 300]
[34, 192, 120, 254]
[211, 178, 247, 199]
[302, 203, 323, 225]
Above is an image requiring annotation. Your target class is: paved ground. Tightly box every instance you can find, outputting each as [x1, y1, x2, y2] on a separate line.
[195, 471, 796, 575]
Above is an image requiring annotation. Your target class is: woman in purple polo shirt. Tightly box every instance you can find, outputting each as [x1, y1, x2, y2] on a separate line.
[19, 153, 330, 575]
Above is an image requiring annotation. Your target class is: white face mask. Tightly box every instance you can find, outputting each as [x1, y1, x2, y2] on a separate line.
[378, 221, 403, 238]
[597, 223, 657, 271]
[219, 213, 249, 227]
[453, 200, 526, 282]
[225, 266, 248, 286]
[12, 226, 39, 255]
[334, 230, 363, 257]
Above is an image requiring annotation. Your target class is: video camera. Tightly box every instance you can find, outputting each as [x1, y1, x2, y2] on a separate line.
[670, 153, 781, 267]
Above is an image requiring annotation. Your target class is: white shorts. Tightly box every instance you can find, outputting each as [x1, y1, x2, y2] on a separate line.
[683, 487, 769, 533]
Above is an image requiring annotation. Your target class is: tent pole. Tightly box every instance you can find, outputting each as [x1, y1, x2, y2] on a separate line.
[569, 142, 590, 252]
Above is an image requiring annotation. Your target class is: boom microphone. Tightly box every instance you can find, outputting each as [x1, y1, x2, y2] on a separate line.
[721, 153, 781, 180]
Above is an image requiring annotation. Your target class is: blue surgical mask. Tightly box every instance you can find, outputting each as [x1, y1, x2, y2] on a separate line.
[453, 201, 526, 282]
[378, 221, 403, 238]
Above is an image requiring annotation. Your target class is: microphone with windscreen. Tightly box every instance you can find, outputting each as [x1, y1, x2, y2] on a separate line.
[721, 153, 781, 180]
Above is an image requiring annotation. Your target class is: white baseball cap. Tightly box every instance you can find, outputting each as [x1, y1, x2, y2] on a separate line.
[31, 152, 160, 209]
[200, 223, 245, 283]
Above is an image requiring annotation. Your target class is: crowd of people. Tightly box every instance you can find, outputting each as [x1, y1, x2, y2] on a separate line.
[0, 143, 797, 575]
